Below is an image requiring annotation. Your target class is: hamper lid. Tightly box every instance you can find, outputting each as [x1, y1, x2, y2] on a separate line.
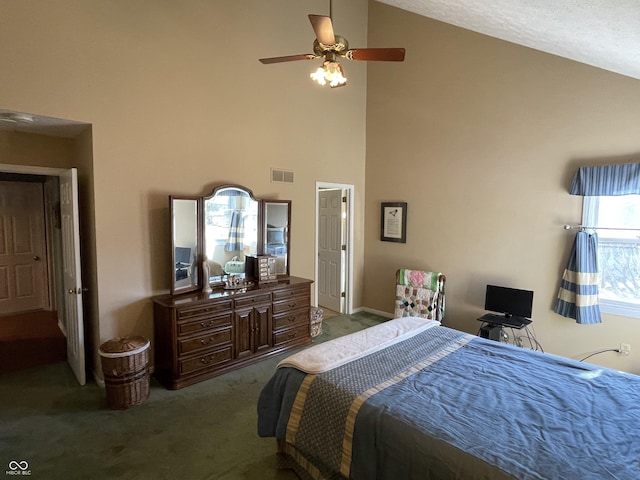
[99, 336, 150, 358]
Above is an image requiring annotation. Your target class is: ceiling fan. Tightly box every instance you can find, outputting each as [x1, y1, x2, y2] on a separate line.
[258, 4, 405, 88]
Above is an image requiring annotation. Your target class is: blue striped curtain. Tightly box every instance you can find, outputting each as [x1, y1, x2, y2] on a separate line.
[554, 232, 602, 324]
[557, 161, 640, 323]
[570, 162, 640, 196]
[224, 211, 245, 252]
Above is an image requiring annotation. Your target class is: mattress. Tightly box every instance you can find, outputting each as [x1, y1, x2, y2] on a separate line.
[258, 317, 640, 479]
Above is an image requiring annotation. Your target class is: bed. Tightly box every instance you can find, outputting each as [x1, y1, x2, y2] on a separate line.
[258, 317, 640, 479]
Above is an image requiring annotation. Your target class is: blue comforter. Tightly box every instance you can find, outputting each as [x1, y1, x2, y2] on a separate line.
[258, 325, 640, 479]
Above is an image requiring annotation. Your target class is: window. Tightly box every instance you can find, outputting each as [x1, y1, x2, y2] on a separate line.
[583, 195, 640, 318]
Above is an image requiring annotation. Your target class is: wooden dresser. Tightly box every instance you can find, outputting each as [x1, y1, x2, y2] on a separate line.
[152, 276, 312, 389]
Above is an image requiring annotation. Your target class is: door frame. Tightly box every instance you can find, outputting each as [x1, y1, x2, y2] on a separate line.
[0, 163, 85, 383]
[315, 182, 354, 314]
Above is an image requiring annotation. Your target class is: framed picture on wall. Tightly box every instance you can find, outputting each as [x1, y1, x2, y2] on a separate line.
[380, 202, 407, 243]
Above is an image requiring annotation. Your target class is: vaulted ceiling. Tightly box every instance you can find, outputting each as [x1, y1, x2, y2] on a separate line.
[379, 0, 640, 80]
[4, 1, 639, 138]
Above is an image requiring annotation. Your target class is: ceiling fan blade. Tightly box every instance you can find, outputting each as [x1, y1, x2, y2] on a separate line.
[259, 54, 317, 64]
[346, 48, 406, 62]
[309, 14, 336, 46]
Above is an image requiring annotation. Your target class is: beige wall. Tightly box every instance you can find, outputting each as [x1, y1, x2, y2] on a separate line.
[365, 2, 640, 373]
[3, 1, 639, 377]
[1, 0, 369, 375]
[0, 131, 75, 167]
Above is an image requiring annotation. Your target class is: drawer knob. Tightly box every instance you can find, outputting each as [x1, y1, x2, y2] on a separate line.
[200, 321, 214, 328]
[200, 355, 213, 365]
[200, 337, 214, 345]
[288, 333, 296, 339]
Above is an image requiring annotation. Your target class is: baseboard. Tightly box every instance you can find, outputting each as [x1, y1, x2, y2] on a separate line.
[352, 306, 394, 318]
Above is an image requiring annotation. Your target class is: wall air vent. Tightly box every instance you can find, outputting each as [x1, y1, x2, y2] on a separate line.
[271, 168, 294, 184]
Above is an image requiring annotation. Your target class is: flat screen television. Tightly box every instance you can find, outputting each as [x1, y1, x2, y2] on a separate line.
[484, 285, 534, 319]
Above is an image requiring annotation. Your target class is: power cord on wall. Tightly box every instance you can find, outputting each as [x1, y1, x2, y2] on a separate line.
[579, 348, 622, 362]
[479, 322, 627, 362]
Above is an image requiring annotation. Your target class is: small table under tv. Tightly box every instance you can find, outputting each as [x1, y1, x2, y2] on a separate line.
[477, 314, 532, 342]
[477, 313, 532, 329]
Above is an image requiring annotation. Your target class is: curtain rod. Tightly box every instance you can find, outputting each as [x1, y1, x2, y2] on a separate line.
[563, 224, 640, 232]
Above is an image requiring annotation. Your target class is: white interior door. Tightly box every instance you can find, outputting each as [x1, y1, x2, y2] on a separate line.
[318, 189, 343, 312]
[60, 168, 85, 385]
[0, 181, 49, 314]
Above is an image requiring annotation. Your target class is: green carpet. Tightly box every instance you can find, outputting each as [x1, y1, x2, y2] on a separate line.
[0, 312, 385, 479]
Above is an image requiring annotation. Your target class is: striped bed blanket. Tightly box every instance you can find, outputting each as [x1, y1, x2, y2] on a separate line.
[258, 318, 640, 479]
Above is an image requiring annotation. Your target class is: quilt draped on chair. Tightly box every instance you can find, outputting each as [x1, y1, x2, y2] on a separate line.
[394, 269, 446, 321]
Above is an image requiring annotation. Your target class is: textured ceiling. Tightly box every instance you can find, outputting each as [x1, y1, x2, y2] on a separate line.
[378, 0, 640, 80]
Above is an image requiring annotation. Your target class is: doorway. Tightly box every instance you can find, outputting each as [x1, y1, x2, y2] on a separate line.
[0, 165, 85, 384]
[0, 176, 66, 374]
[315, 182, 353, 315]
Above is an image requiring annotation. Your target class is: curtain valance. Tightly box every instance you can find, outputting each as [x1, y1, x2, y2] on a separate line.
[570, 162, 640, 196]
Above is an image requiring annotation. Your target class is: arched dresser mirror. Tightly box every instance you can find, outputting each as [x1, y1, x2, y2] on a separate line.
[203, 185, 260, 285]
[169, 184, 290, 293]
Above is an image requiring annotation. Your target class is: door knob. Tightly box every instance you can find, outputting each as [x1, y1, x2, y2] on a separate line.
[68, 288, 88, 295]
[33, 255, 40, 261]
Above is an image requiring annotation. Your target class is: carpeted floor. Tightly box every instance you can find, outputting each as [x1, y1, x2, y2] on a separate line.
[0, 312, 386, 480]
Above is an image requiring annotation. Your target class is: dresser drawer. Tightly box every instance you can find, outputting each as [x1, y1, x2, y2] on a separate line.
[273, 310, 310, 330]
[178, 328, 232, 356]
[176, 300, 233, 321]
[234, 293, 271, 309]
[274, 324, 310, 347]
[177, 312, 232, 337]
[179, 346, 233, 375]
[272, 285, 310, 302]
[272, 296, 310, 314]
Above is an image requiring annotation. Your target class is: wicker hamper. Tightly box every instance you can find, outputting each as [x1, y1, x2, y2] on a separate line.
[310, 307, 323, 337]
[99, 336, 150, 410]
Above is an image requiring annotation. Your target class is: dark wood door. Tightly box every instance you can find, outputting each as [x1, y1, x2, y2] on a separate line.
[253, 303, 272, 354]
[234, 304, 272, 358]
[234, 308, 253, 359]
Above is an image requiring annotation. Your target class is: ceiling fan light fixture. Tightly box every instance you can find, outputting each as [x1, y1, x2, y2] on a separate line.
[259, 9, 404, 88]
[310, 60, 347, 87]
